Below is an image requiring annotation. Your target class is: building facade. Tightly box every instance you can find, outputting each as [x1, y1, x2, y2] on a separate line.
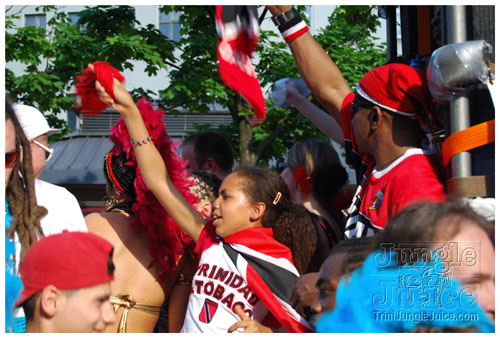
[6, 5, 388, 210]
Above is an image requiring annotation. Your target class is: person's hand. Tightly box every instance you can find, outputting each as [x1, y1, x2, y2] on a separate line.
[266, 5, 293, 16]
[290, 272, 319, 318]
[227, 305, 273, 333]
[88, 63, 136, 115]
[285, 80, 302, 103]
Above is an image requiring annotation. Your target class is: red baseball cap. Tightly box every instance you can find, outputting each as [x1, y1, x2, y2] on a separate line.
[356, 63, 432, 119]
[15, 231, 114, 307]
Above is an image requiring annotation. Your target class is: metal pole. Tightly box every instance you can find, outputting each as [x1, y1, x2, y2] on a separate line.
[386, 6, 397, 61]
[446, 6, 471, 178]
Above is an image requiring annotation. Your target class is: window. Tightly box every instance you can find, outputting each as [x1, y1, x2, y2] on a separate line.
[159, 10, 181, 42]
[25, 14, 46, 28]
[68, 12, 80, 26]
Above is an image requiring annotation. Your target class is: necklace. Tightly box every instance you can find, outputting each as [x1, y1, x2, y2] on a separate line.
[107, 200, 134, 214]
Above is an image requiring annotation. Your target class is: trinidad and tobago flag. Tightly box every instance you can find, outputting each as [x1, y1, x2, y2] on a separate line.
[222, 226, 313, 333]
[199, 299, 219, 324]
[215, 5, 266, 125]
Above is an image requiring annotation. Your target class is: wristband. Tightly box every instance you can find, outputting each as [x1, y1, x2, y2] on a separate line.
[281, 20, 309, 43]
[271, 7, 299, 26]
[278, 14, 303, 33]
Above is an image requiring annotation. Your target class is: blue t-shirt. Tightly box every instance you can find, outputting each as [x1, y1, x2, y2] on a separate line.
[5, 199, 25, 333]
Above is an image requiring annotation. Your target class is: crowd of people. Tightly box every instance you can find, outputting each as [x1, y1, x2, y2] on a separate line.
[5, 5, 495, 334]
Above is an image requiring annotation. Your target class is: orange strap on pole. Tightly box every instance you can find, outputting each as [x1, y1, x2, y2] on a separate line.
[441, 119, 495, 168]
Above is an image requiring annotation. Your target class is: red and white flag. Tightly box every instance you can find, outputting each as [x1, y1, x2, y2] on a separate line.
[223, 226, 313, 333]
[215, 5, 266, 125]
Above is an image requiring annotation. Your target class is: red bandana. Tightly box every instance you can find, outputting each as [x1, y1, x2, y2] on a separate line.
[357, 63, 431, 120]
[215, 5, 266, 125]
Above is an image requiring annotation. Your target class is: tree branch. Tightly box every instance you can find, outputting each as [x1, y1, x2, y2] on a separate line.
[5, 5, 29, 17]
[159, 97, 203, 112]
[255, 110, 297, 158]
[346, 7, 376, 48]
[228, 93, 241, 123]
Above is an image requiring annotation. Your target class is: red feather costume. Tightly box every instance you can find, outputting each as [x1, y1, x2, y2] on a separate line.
[76, 62, 198, 280]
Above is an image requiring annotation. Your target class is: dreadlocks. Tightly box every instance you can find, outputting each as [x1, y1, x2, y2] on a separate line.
[5, 97, 47, 261]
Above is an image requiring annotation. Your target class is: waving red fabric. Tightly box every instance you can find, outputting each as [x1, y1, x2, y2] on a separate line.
[75, 61, 125, 115]
[215, 5, 266, 125]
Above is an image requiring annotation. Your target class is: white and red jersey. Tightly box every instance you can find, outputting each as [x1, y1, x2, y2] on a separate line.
[181, 221, 312, 333]
[181, 223, 259, 333]
[341, 93, 446, 238]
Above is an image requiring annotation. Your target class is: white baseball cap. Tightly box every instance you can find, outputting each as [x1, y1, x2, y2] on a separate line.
[13, 104, 60, 140]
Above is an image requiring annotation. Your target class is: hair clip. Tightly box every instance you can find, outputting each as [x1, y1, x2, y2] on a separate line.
[273, 192, 282, 205]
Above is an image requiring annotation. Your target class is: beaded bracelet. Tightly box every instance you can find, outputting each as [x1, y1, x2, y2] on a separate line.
[130, 135, 153, 147]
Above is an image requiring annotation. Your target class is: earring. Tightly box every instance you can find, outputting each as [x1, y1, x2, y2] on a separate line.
[250, 215, 257, 222]
[105, 196, 119, 211]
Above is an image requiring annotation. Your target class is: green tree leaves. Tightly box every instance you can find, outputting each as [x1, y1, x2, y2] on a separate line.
[6, 5, 386, 159]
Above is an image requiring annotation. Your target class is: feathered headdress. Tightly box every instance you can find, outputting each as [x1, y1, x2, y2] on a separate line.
[76, 62, 199, 280]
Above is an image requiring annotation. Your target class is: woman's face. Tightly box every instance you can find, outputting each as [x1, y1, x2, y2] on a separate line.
[211, 172, 259, 237]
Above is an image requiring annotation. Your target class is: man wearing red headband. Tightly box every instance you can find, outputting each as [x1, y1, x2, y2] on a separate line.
[15, 231, 117, 332]
[267, 6, 445, 238]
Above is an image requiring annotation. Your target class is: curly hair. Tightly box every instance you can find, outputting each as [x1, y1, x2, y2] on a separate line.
[5, 97, 47, 261]
[272, 204, 318, 275]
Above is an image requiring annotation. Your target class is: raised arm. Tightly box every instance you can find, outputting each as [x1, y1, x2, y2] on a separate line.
[285, 80, 344, 146]
[91, 65, 205, 243]
[267, 5, 352, 126]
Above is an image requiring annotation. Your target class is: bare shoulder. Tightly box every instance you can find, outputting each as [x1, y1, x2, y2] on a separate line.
[85, 212, 111, 231]
[85, 211, 129, 237]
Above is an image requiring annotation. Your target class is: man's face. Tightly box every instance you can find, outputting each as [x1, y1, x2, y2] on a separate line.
[436, 220, 495, 322]
[310, 252, 347, 322]
[30, 134, 49, 179]
[351, 106, 372, 156]
[5, 119, 17, 187]
[181, 143, 199, 171]
[53, 283, 116, 332]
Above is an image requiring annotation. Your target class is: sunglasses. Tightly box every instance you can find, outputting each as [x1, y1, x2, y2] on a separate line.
[32, 140, 54, 161]
[5, 151, 18, 168]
